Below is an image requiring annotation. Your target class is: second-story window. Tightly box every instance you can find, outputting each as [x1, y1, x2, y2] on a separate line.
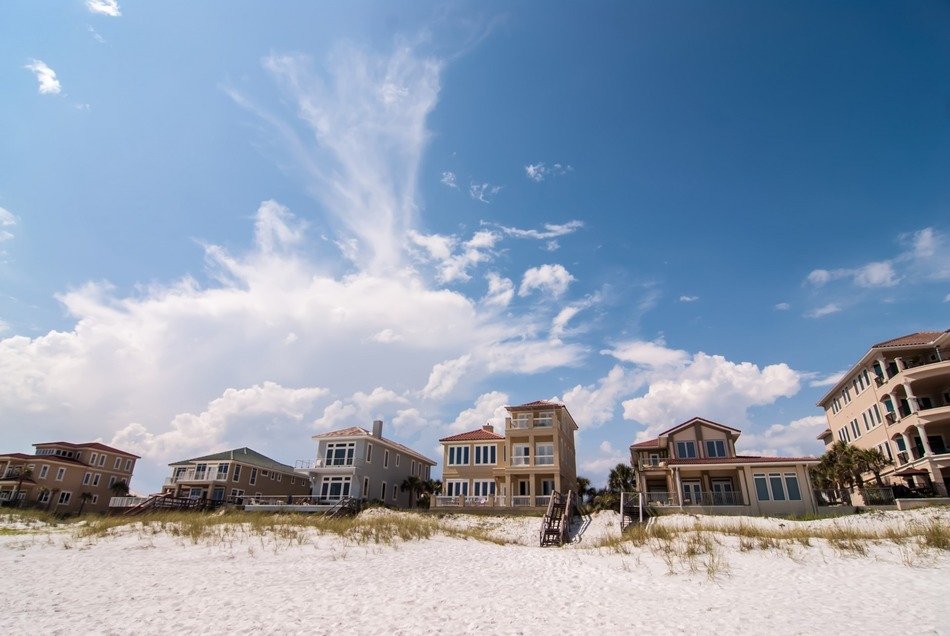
[384, 450, 390, 469]
[233, 464, 242, 482]
[535, 443, 554, 465]
[325, 442, 355, 466]
[39, 465, 49, 479]
[474, 445, 496, 465]
[249, 467, 258, 486]
[216, 464, 228, 480]
[705, 440, 726, 458]
[55, 467, 66, 481]
[675, 441, 696, 459]
[366, 443, 373, 463]
[448, 446, 469, 465]
[535, 412, 553, 427]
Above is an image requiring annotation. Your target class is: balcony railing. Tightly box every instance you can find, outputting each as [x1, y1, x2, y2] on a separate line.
[896, 451, 910, 465]
[168, 470, 230, 483]
[637, 458, 666, 470]
[885, 412, 897, 425]
[434, 495, 539, 508]
[536, 456, 554, 465]
[681, 491, 745, 506]
[643, 491, 679, 506]
[511, 457, 529, 466]
[511, 496, 532, 507]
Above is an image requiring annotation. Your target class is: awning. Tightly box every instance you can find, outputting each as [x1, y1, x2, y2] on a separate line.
[893, 467, 929, 477]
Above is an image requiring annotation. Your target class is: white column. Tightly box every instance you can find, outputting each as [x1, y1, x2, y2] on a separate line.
[673, 467, 683, 508]
[903, 383, 918, 413]
[916, 425, 933, 457]
[900, 432, 914, 462]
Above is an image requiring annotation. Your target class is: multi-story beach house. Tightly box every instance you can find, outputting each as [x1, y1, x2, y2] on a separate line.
[630, 417, 820, 516]
[816, 329, 950, 496]
[435, 400, 579, 508]
[0, 441, 139, 514]
[161, 447, 310, 502]
[297, 420, 436, 508]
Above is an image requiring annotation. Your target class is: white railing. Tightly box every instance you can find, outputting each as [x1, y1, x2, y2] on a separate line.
[493, 495, 507, 507]
[435, 496, 461, 507]
[637, 458, 665, 470]
[512, 457, 529, 466]
[536, 457, 554, 465]
[109, 496, 149, 508]
[511, 496, 532, 507]
[535, 495, 552, 507]
[508, 418, 530, 429]
[169, 469, 230, 483]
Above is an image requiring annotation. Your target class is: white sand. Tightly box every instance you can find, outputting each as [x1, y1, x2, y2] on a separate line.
[1, 508, 948, 635]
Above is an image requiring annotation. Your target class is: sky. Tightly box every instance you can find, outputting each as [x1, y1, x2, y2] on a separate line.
[1, 1, 949, 494]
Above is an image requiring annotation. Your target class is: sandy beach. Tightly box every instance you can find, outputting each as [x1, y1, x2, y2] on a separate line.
[1, 507, 948, 635]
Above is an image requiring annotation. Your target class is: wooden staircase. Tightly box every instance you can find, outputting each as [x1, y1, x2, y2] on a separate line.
[321, 496, 361, 518]
[539, 490, 577, 547]
[124, 494, 225, 516]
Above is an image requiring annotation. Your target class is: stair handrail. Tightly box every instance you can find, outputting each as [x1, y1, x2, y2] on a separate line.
[539, 490, 561, 546]
[559, 489, 574, 545]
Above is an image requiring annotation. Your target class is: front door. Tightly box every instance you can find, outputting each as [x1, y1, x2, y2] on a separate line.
[711, 480, 735, 505]
[681, 480, 702, 505]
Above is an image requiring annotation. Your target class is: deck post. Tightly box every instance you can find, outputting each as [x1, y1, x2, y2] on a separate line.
[639, 491, 643, 524]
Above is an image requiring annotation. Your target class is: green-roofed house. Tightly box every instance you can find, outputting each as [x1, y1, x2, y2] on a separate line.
[161, 447, 310, 503]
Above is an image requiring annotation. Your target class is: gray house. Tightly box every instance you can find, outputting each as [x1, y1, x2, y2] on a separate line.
[298, 420, 436, 508]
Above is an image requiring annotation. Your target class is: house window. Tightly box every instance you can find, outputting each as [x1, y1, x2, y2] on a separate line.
[535, 444, 554, 465]
[91, 494, 98, 505]
[39, 465, 49, 479]
[474, 445, 496, 465]
[392, 484, 398, 501]
[535, 412, 553, 427]
[705, 440, 726, 458]
[384, 450, 390, 469]
[769, 474, 786, 501]
[410, 460, 416, 476]
[842, 387, 852, 404]
[380, 482, 387, 500]
[276, 473, 282, 482]
[447, 446, 470, 466]
[92, 474, 101, 486]
[541, 479, 555, 496]
[754, 475, 770, 501]
[513, 413, 530, 428]
[114, 457, 121, 469]
[55, 467, 66, 481]
[754, 473, 801, 501]
[831, 398, 841, 414]
[785, 474, 801, 500]
[108, 476, 116, 488]
[366, 443, 373, 463]
[675, 441, 696, 459]
[82, 472, 91, 486]
[363, 477, 370, 498]
[512, 444, 530, 466]
[325, 442, 355, 466]
[217, 464, 228, 480]
[873, 405, 882, 425]
[124, 459, 132, 472]
[249, 467, 258, 486]
[445, 480, 468, 496]
[233, 464, 242, 482]
[90, 453, 98, 465]
[395, 454, 400, 467]
[850, 419, 861, 439]
[37, 490, 50, 503]
[98, 455, 106, 467]
[58, 491, 71, 505]
[231, 489, 245, 499]
[319, 476, 351, 500]
[473, 481, 495, 497]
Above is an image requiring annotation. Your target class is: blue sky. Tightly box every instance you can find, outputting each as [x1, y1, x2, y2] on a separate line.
[2, 1, 948, 493]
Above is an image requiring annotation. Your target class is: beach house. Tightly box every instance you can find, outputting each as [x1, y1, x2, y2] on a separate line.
[816, 329, 950, 496]
[161, 447, 309, 502]
[0, 441, 139, 514]
[297, 420, 436, 508]
[630, 417, 820, 516]
[435, 400, 579, 508]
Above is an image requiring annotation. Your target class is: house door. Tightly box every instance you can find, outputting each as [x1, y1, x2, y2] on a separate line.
[518, 480, 530, 496]
[711, 480, 735, 505]
[681, 481, 702, 505]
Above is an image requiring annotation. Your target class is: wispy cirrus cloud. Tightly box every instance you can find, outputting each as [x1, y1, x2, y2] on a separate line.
[469, 182, 502, 203]
[495, 220, 583, 240]
[805, 303, 842, 319]
[0, 207, 16, 243]
[24, 60, 61, 95]
[440, 171, 458, 188]
[525, 161, 572, 182]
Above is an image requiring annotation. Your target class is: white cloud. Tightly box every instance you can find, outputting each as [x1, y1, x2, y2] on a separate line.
[524, 162, 572, 182]
[24, 60, 61, 95]
[371, 328, 403, 343]
[421, 354, 472, 399]
[448, 391, 509, 432]
[619, 344, 801, 437]
[549, 293, 600, 340]
[806, 269, 833, 286]
[518, 264, 574, 297]
[805, 303, 842, 318]
[854, 261, 899, 288]
[603, 339, 688, 368]
[678, 295, 699, 303]
[497, 220, 583, 241]
[560, 365, 641, 429]
[774, 302, 790, 311]
[578, 440, 627, 484]
[0, 207, 16, 243]
[808, 371, 844, 388]
[482, 273, 514, 308]
[88, 26, 106, 43]
[314, 387, 409, 430]
[738, 415, 826, 457]
[440, 171, 457, 189]
[469, 182, 502, 203]
[408, 229, 500, 283]
[86, 0, 121, 16]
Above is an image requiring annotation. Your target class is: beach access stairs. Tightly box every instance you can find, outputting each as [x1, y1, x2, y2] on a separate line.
[619, 491, 649, 531]
[321, 496, 361, 518]
[123, 493, 225, 516]
[539, 490, 577, 547]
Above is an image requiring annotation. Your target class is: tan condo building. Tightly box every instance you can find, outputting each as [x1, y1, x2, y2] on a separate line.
[630, 417, 820, 516]
[161, 447, 310, 503]
[0, 441, 139, 514]
[435, 400, 579, 509]
[816, 330, 950, 496]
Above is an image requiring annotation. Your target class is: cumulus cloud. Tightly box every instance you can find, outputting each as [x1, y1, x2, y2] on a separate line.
[448, 391, 509, 432]
[24, 60, 61, 95]
[560, 365, 641, 429]
[86, 0, 121, 16]
[603, 338, 688, 368]
[482, 272, 514, 308]
[578, 440, 627, 484]
[422, 354, 472, 399]
[614, 342, 801, 438]
[774, 302, 790, 311]
[313, 387, 409, 430]
[469, 182, 502, 203]
[549, 293, 601, 340]
[408, 229, 500, 283]
[524, 162, 572, 182]
[738, 415, 826, 457]
[518, 264, 574, 297]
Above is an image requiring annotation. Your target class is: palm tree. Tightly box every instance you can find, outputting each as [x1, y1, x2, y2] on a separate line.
[110, 480, 130, 497]
[400, 476, 424, 509]
[856, 448, 891, 487]
[607, 463, 636, 493]
[575, 476, 595, 505]
[77, 492, 93, 515]
[10, 465, 32, 508]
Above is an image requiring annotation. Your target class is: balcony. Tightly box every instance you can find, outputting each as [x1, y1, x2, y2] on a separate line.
[637, 458, 667, 470]
[294, 459, 355, 473]
[166, 469, 230, 484]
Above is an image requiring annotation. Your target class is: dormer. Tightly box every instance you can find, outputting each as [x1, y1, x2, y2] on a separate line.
[630, 417, 742, 465]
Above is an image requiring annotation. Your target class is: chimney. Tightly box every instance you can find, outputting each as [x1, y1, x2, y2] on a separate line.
[482, 423, 494, 433]
[372, 419, 383, 438]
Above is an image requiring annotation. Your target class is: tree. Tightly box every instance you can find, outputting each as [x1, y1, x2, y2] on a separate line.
[400, 476, 424, 509]
[856, 448, 891, 487]
[607, 463, 636, 493]
[77, 492, 93, 515]
[10, 465, 32, 508]
[575, 476, 595, 505]
[110, 480, 130, 497]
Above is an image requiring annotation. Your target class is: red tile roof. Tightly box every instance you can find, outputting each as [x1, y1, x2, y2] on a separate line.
[630, 438, 660, 449]
[872, 330, 948, 349]
[35, 441, 140, 458]
[667, 455, 818, 466]
[439, 429, 504, 442]
[507, 400, 563, 410]
[659, 417, 741, 436]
